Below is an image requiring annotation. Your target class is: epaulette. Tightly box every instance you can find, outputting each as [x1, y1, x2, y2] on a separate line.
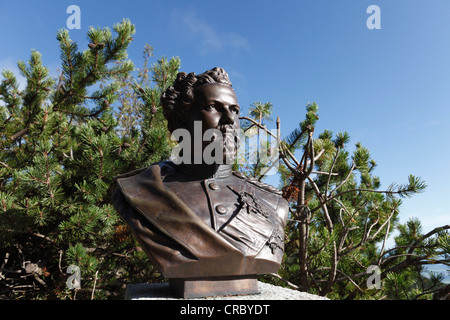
[232, 171, 283, 195]
[113, 167, 147, 182]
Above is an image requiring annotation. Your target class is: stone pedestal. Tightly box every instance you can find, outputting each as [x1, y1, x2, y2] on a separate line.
[125, 281, 330, 300]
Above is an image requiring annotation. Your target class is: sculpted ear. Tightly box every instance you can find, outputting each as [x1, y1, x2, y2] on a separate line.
[169, 112, 189, 133]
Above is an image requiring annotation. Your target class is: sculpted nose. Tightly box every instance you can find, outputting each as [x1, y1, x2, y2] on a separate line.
[219, 106, 234, 125]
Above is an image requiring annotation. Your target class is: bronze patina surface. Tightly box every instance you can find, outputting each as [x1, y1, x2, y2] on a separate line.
[112, 67, 289, 297]
[169, 276, 259, 299]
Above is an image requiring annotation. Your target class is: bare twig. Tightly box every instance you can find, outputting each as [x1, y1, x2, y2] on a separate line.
[307, 176, 332, 232]
[240, 116, 277, 139]
[33, 273, 46, 286]
[58, 250, 63, 274]
[312, 170, 339, 176]
[0, 252, 10, 280]
[367, 208, 396, 242]
[335, 269, 365, 293]
[269, 273, 299, 290]
[325, 147, 340, 199]
[9, 127, 28, 143]
[0, 161, 12, 170]
[91, 270, 99, 300]
[321, 241, 337, 296]
[112, 252, 130, 259]
[328, 161, 356, 197]
[31, 232, 56, 244]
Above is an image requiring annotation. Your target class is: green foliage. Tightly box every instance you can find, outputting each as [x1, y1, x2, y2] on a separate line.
[0, 20, 178, 299]
[249, 101, 273, 125]
[238, 101, 277, 179]
[1, 18, 447, 301]
[238, 102, 446, 300]
[261, 102, 448, 300]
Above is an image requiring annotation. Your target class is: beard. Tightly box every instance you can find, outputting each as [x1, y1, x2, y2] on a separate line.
[207, 125, 240, 165]
[222, 129, 239, 164]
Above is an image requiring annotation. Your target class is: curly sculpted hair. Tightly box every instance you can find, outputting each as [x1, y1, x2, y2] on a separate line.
[160, 67, 233, 133]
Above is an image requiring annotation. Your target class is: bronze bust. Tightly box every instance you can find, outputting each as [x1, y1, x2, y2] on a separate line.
[112, 67, 289, 297]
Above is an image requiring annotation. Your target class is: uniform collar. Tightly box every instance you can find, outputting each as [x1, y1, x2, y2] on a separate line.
[175, 163, 232, 180]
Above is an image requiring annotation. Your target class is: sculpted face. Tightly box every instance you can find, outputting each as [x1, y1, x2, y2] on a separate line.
[187, 83, 240, 164]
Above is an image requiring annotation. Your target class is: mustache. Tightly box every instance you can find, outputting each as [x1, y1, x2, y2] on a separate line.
[215, 126, 240, 145]
[218, 124, 238, 134]
[207, 126, 240, 156]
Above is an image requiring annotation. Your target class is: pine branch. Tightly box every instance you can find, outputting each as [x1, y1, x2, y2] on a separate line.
[380, 225, 450, 277]
[310, 174, 425, 214]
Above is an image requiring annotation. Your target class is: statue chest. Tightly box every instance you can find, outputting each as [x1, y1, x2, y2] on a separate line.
[163, 176, 279, 256]
[163, 176, 242, 230]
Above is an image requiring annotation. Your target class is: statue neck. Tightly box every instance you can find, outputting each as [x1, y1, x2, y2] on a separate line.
[175, 163, 232, 180]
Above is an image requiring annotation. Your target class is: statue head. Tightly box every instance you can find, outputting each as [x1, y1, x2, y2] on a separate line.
[161, 67, 240, 164]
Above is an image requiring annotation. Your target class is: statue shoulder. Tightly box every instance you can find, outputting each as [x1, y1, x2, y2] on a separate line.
[232, 171, 283, 196]
[113, 167, 147, 181]
[114, 161, 176, 182]
[112, 161, 176, 210]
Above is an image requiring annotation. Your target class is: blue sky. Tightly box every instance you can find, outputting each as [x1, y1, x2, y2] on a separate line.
[1, 0, 449, 242]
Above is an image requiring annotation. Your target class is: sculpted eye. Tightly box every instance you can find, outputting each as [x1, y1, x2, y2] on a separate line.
[204, 105, 216, 111]
[230, 106, 240, 114]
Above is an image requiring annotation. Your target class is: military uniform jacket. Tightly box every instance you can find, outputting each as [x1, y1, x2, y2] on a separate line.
[112, 161, 289, 279]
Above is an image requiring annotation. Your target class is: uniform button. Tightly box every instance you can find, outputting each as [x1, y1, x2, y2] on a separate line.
[208, 182, 219, 191]
[215, 205, 227, 215]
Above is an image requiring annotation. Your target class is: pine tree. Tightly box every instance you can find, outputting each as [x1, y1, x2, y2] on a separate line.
[0, 19, 180, 299]
[239, 101, 277, 178]
[251, 102, 450, 299]
[2, 18, 447, 300]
